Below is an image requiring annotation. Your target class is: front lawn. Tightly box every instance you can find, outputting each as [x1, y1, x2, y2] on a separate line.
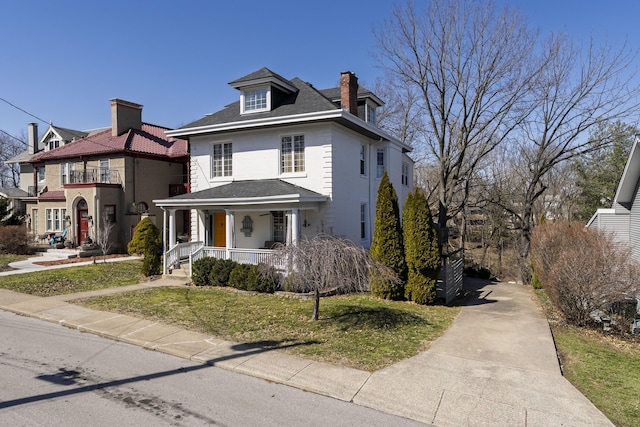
[0, 260, 145, 296]
[535, 289, 640, 427]
[79, 287, 460, 371]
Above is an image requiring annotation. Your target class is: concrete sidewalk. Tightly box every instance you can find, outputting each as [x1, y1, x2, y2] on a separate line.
[0, 249, 141, 276]
[0, 277, 613, 426]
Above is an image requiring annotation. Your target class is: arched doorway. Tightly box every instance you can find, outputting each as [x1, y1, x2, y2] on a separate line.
[76, 199, 89, 246]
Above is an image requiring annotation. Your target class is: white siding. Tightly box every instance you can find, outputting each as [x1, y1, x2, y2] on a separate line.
[630, 183, 640, 261]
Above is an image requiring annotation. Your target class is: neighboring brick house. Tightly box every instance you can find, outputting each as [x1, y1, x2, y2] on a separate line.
[22, 99, 189, 250]
[155, 68, 414, 271]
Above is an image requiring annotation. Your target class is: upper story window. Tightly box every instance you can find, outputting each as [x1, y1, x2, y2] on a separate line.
[360, 144, 367, 176]
[48, 139, 60, 151]
[281, 135, 305, 173]
[376, 148, 386, 178]
[402, 162, 410, 186]
[242, 87, 269, 113]
[61, 162, 75, 185]
[37, 166, 46, 183]
[99, 159, 110, 183]
[212, 142, 232, 178]
[365, 103, 377, 126]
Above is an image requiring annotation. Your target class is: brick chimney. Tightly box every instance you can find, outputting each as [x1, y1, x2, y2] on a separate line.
[340, 71, 358, 115]
[110, 98, 143, 136]
[28, 123, 38, 155]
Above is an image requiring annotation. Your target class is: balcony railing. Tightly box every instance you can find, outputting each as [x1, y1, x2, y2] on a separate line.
[68, 168, 122, 185]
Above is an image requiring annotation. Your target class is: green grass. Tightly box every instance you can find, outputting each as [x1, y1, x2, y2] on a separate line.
[0, 254, 32, 272]
[534, 290, 640, 427]
[79, 287, 460, 371]
[0, 260, 145, 296]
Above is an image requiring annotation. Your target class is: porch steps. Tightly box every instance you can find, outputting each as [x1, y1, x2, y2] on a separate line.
[165, 262, 190, 280]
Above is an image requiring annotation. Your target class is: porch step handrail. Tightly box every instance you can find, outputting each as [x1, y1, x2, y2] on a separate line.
[165, 241, 203, 274]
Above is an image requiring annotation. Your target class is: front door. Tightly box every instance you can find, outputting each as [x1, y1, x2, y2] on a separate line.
[213, 212, 226, 247]
[77, 199, 89, 245]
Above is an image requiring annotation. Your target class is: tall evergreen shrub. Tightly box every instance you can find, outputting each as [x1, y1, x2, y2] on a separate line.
[370, 172, 406, 299]
[403, 189, 441, 304]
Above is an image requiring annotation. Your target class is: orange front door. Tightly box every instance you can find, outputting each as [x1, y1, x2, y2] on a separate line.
[213, 212, 226, 247]
[78, 208, 89, 244]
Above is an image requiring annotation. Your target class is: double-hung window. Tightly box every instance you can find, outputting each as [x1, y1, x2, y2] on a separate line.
[365, 103, 376, 125]
[37, 166, 46, 183]
[61, 162, 75, 185]
[281, 135, 305, 173]
[99, 159, 110, 183]
[376, 148, 385, 178]
[360, 145, 367, 176]
[45, 208, 66, 231]
[402, 162, 409, 186]
[360, 203, 367, 240]
[212, 142, 232, 178]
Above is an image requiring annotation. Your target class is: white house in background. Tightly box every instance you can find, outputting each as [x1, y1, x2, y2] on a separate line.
[587, 135, 640, 261]
[155, 68, 414, 272]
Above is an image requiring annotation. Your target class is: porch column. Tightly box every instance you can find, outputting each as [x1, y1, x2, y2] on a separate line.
[225, 209, 234, 259]
[162, 209, 167, 275]
[168, 209, 176, 249]
[290, 208, 299, 245]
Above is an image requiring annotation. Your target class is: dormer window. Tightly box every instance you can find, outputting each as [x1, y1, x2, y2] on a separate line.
[47, 139, 60, 151]
[242, 87, 269, 114]
[365, 103, 377, 126]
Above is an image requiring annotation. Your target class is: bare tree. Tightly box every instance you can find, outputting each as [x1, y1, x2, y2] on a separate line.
[499, 34, 640, 279]
[95, 214, 115, 263]
[375, 0, 539, 253]
[273, 234, 399, 321]
[0, 131, 25, 188]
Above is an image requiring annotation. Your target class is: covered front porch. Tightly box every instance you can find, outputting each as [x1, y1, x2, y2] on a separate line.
[154, 179, 329, 275]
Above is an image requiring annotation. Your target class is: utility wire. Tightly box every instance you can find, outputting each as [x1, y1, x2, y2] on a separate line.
[0, 128, 28, 147]
[0, 96, 49, 125]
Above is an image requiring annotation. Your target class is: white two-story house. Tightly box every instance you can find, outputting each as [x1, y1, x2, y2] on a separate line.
[155, 68, 413, 271]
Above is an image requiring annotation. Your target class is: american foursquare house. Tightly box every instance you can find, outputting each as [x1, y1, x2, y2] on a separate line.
[155, 68, 414, 273]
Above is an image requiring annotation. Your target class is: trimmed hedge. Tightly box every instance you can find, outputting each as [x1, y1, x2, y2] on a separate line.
[191, 257, 280, 293]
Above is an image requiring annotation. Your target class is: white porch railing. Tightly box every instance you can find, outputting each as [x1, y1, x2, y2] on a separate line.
[164, 241, 203, 274]
[180, 246, 283, 277]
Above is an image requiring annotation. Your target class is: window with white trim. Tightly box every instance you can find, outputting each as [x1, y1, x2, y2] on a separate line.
[360, 203, 367, 240]
[360, 144, 367, 175]
[60, 162, 75, 185]
[242, 87, 268, 113]
[99, 159, 110, 183]
[281, 135, 305, 173]
[402, 162, 409, 186]
[365, 103, 376, 125]
[272, 211, 286, 243]
[211, 142, 232, 177]
[376, 148, 385, 178]
[45, 208, 66, 231]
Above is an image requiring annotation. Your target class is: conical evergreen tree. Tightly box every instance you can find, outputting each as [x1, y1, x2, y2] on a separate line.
[370, 172, 406, 299]
[403, 189, 440, 304]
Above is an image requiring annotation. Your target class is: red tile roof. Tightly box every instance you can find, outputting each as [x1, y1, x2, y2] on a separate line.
[38, 190, 65, 201]
[29, 123, 188, 162]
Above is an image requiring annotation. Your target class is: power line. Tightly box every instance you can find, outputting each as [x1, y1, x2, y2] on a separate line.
[0, 128, 27, 147]
[0, 96, 49, 125]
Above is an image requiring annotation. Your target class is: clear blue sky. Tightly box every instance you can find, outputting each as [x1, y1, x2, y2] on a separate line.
[2, 0, 639, 144]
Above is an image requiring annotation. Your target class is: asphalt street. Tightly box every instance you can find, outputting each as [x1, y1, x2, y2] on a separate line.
[0, 310, 424, 427]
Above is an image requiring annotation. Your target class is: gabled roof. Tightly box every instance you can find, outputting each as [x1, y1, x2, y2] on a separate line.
[28, 123, 188, 163]
[43, 125, 89, 143]
[613, 136, 640, 209]
[154, 179, 328, 207]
